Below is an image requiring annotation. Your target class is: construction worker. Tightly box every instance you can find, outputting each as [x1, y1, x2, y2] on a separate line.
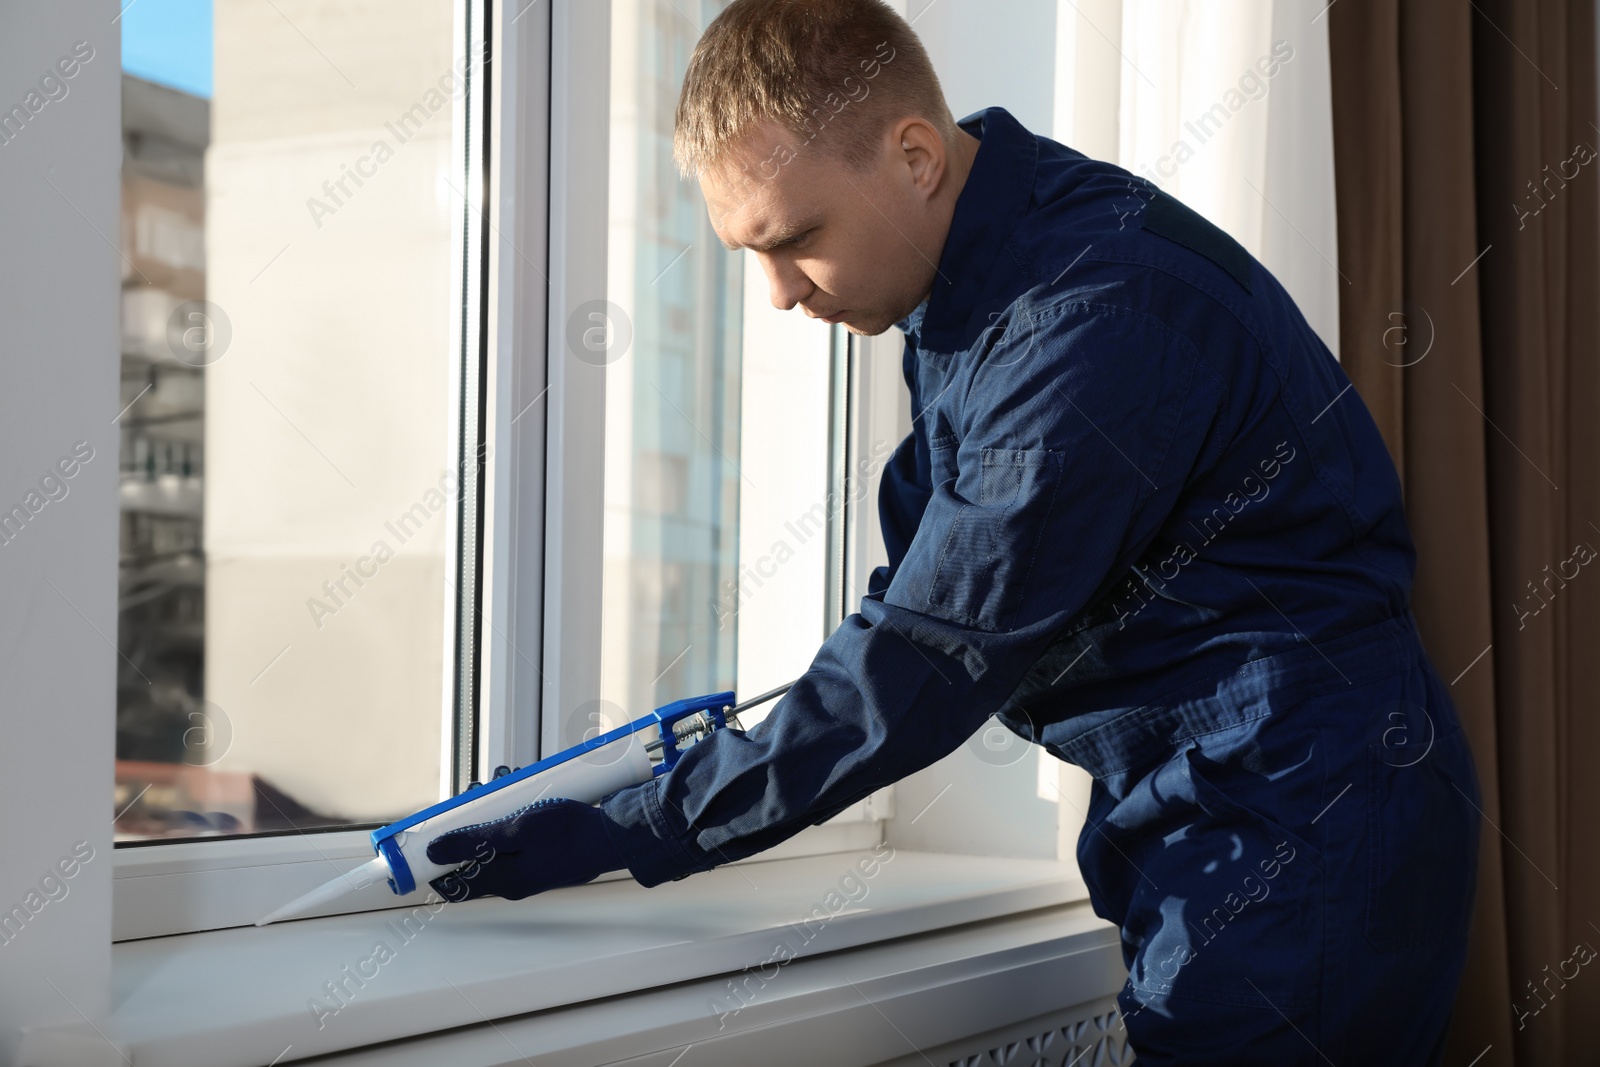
[426, 3, 1480, 1062]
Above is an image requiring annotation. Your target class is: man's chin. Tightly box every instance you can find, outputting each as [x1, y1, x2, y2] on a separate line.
[842, 317, 894, 337]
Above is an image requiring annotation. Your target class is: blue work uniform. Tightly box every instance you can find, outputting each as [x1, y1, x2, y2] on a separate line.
[600, 107, 1481, 1066]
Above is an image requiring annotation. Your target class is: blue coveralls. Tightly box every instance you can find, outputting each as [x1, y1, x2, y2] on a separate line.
[601, 107, 1482, 1065]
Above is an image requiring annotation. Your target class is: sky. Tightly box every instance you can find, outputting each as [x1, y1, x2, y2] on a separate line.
[120, 0, 214, 99]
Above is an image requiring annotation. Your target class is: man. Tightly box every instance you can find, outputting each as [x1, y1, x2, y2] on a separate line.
[425, 2, 1481, 1062]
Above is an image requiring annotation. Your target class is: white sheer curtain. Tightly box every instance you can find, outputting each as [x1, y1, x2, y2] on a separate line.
[1054, 0, 1342, 356]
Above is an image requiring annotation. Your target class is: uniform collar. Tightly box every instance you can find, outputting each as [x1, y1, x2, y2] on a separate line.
[896, 295, 931, 336]
[898, 107, 1039, 349]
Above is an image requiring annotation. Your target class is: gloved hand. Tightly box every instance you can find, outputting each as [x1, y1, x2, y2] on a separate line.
[425, 797, 628, 902]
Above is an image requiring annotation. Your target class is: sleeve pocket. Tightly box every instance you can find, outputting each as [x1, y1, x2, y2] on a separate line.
[927, 448, 1064, 631]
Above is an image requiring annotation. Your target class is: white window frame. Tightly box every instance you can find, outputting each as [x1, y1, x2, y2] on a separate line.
[114, 0, 503, 941]
[10, 1, 1121, 1055]
[532, 0, 893, 838]
[113, 0, 893, 942]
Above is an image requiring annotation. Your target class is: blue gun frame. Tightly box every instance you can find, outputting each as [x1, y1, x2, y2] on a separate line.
[369, 692, 736, 895]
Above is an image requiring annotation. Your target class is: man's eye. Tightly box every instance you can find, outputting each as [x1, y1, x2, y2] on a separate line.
[785, 230, 813, 249]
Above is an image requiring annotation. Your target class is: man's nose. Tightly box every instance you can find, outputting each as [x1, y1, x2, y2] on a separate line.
[759, 254, 814, 311]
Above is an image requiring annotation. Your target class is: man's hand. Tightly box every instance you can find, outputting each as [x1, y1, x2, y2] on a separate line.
[425, 797, 627, 902]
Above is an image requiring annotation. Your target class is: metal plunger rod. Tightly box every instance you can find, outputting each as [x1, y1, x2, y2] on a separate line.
[731, 681, 796, 715]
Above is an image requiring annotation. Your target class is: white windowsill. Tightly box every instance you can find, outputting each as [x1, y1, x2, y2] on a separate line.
[111, 814, 886, 939]
[103, 851, 1093, 1067]
[297, 897, 1125, 1066]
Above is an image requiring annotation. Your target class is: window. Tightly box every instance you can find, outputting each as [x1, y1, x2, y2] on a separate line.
[112, 0, 497, 937]
[113, 0, 883, 940]
[554, 0, 889, 827]
[597, 0, 746, 722]
[595, 0, 841, 736]
[112, 0, 1071, 943]
[113, 0, 483, 846]
[13, 6, 1149, 1057]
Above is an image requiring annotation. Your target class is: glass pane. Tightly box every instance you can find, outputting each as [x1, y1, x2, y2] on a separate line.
[597, 0, 837, 740]
[115, 0, 469, 841]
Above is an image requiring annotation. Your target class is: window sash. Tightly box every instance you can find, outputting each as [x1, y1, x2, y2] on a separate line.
[114, 0, 890, 941]
[114, 0, 531, 938]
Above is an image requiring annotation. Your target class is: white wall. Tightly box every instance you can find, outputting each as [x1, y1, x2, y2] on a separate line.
[910, 0, 1059, 132]
[0, 2, 121, 1061]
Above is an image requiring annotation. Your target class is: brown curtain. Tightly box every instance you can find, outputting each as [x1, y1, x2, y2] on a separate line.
[1329, 0, 1600, 1063]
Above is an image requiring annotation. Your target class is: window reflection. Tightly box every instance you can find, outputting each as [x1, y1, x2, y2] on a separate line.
[115, 0, 462, 840]
[600, 0, 745, 720]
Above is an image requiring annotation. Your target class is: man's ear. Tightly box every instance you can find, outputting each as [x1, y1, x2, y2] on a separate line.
[892, 117, 947, 201]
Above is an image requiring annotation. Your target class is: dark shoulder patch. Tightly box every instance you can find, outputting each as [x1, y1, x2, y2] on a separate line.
[1141, 190, 1254, 294]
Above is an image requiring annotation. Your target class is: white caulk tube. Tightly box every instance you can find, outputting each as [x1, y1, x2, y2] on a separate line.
[254, 688, 790, 926]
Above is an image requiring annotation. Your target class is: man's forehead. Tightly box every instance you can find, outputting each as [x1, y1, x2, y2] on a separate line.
[702, 150, 823, 251]
[707, 194, 807, 252]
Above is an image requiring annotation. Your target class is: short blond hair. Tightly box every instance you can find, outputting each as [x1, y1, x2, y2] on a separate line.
[674, 0, 957, 179]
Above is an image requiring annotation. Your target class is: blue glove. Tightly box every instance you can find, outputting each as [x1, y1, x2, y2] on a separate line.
[425, 797, 628, 902]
